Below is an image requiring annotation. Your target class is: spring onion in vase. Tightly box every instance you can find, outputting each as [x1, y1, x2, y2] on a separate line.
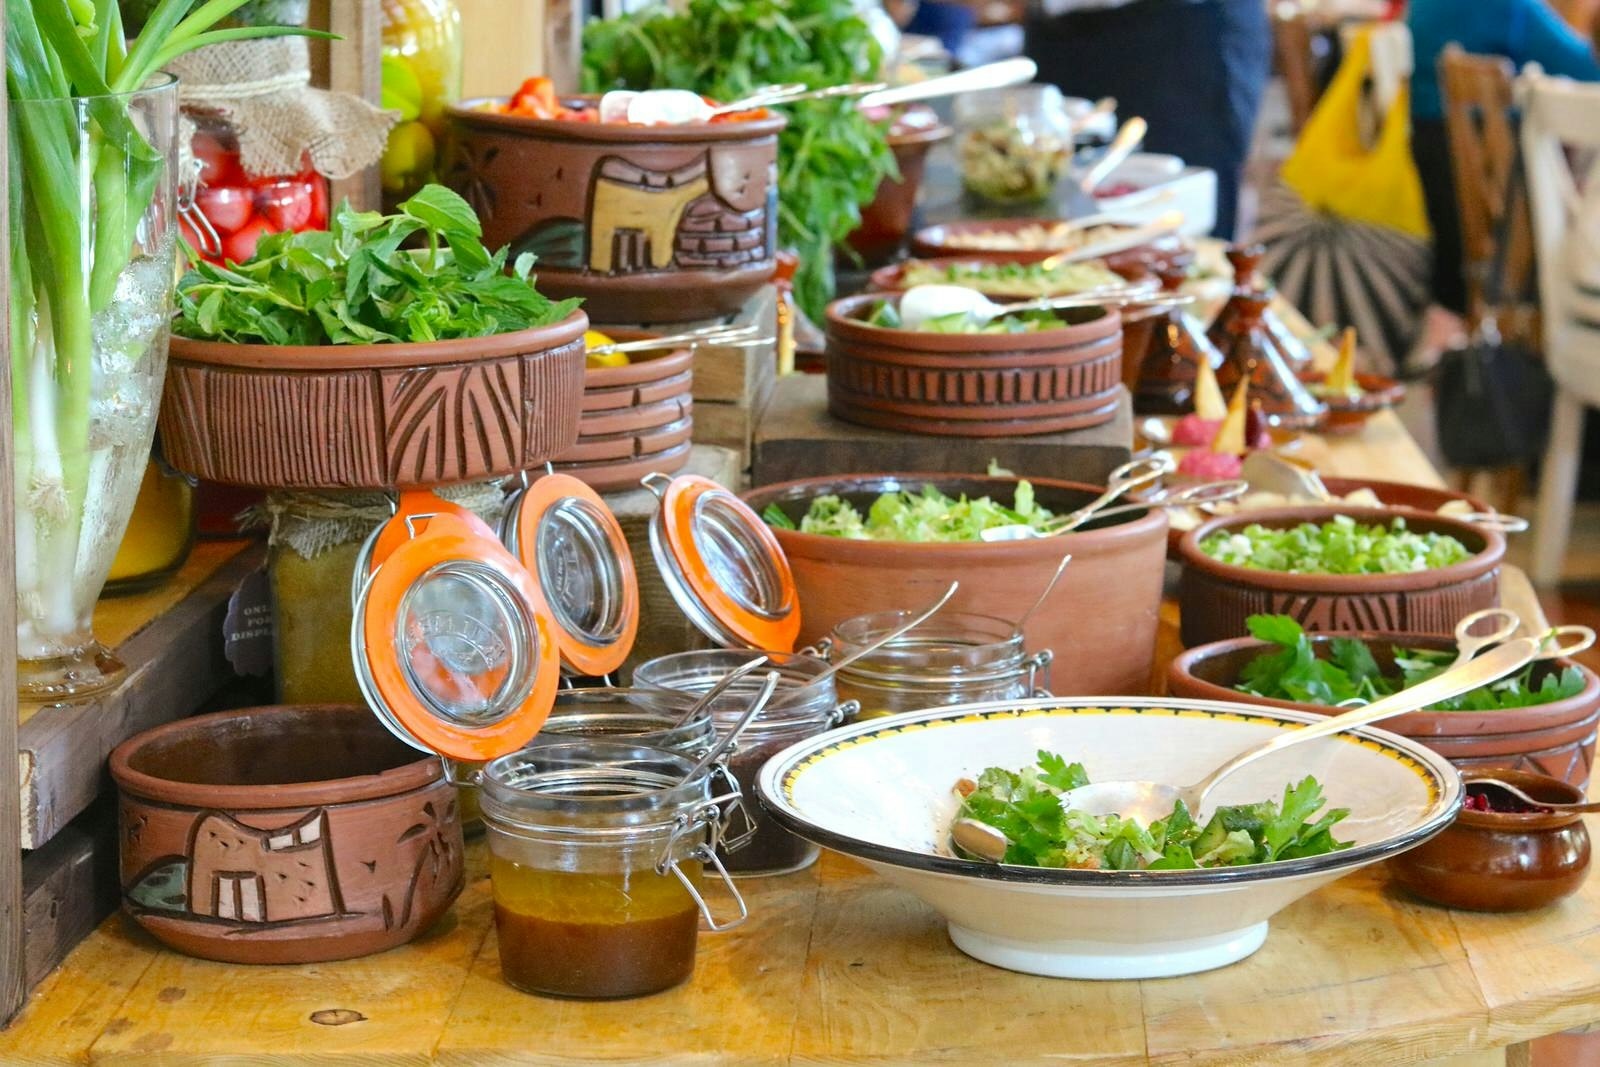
[6, 0, 326, 698]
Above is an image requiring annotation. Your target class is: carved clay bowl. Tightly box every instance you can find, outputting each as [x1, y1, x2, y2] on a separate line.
[161, 312, 588, 490]
[109, 704, 463, 965]
[1170, 632, 1600, 788]
[1177, 505, 1505, 648]
[446, 97, 785, 324]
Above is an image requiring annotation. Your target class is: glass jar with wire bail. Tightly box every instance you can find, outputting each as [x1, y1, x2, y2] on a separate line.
[632, 650, 856, 875]
[478, 739, 749, 999]
[823, 610, 1052, 721]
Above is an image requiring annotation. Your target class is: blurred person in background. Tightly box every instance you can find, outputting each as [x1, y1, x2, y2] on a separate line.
[1407, 0, 1600, 369]
[1025, 0, 1272, 239]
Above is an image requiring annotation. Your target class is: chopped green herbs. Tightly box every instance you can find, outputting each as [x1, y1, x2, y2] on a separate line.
[865, 299, 1064, 334]
[900, 258, 1127, 298]
[766, 482, 1053, 542]
[1236, 614, 1589, 711]
[174, 185, 580, 346]
[955, 750, 1351, 870]
[1199, 515, 1472, 575]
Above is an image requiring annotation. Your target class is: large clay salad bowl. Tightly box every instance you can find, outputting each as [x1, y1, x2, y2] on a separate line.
[756, 697, 1459, 980]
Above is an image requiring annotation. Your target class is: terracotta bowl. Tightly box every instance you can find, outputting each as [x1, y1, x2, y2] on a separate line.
[1388, 769, 1592, 912]
[554, 329, 694, 488]
[161, 312, 588, 490]
[446, 98, 784, 324]
[741, 473, 1168, 696]
[845, 106, 953, 266]
[824, 293, 1124, 437]
[1168, 632, 1600, 787]
[1177, 506, 1505, 648]
[1302, 372, 1408, 436]
[109, 705, 464, 964]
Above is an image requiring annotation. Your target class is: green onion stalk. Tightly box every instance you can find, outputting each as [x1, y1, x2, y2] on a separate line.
[6, 0, 325, 697]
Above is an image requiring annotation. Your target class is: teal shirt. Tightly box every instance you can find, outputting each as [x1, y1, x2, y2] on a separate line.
[1408, 0, 1600, 119]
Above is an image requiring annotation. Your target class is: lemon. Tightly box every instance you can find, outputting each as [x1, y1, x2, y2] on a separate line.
[584, 330, 629, 369]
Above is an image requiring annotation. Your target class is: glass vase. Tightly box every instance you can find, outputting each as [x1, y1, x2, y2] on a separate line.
[10, 78, 181, 701]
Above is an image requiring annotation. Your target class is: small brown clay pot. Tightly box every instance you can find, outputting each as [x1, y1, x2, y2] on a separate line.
[1177, 506, 1504, 648]
[845, 106, 952, 266]
[1169, 633, 1600, 787]
[110, 705, 464, 964]
[824, 294, 1124, 437]
[742, 473, 1168, 696]
[553, 329, 694, 489]
[1388, 770, 1592, 911]
[161, 312, 588, 490]
[446, 98, 784, 324]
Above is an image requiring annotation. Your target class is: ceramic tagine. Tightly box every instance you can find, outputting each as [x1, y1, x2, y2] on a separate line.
[1208, 244, 1315, 375]
[1132, 265, 1225, 415]
[1209, 289, 1327, 431]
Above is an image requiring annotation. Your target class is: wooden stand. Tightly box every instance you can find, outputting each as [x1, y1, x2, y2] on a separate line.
[753, 372, 1134, 487]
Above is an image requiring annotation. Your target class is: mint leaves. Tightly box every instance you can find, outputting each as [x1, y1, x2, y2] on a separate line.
[174, 185, 581, 346]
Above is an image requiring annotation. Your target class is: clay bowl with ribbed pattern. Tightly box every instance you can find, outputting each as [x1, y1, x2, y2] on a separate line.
[1176, 506, 1504, 649]
[823, 294, 1124, 437]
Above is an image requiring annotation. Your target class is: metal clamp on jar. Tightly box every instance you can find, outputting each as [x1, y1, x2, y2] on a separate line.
[477, 739, 750, 999]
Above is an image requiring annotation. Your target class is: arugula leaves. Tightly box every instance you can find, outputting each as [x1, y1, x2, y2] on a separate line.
[953, 751, 1351, 871]
[174, 185, 581, 346]
[1235, 614, 1589, 711]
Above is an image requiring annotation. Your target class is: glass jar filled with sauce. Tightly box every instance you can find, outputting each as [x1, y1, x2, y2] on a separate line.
[478, 739, 749, 999]
[824, 611, 1052, 721]
[632, 650, 854, 876]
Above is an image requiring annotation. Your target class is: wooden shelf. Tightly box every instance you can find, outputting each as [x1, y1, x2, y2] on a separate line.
[19, 541, 265, 850]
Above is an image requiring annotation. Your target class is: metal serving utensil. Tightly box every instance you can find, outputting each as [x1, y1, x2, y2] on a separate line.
[1015, 555, 1073, 632]
[1462, 778, 1600, 814]
[674, 670, 782, 787]
[809, 582, 958, 689]
[586, 322, 764, 357]
[668, 654, 771, 728]
[980, 453, 1176, 543]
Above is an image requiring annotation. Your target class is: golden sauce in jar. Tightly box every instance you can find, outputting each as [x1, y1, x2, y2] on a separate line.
[491, 855, 702, 998]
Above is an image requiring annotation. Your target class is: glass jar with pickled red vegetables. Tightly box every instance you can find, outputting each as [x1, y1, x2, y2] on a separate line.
[824, 610, 1052, 721]
[185, 113, 329, 264]
[632, 650, 855, 876]
[478, 739, 749, 999]
[380, 0, 463, 205]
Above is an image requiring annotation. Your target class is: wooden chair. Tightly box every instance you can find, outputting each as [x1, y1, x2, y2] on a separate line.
[1518, 67, 1600, 586]
[1437, 46, 1539, 516]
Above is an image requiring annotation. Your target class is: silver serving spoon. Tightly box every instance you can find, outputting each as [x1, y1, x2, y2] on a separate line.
[810, 582, 958, 688]
[586, 323, 764, 357]
[668, 653, 770, 728]
[1014, 555, 1073, 632]
[1058, 626, 1598, 826]
[675, 670, 782, 786]
[980, 453, 1175, 543]
[1463, 778, 1600, 814]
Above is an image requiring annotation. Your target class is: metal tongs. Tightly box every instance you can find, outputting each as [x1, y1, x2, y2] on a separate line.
[980, 453, 1177, 542]
[585, 322, 770, 357]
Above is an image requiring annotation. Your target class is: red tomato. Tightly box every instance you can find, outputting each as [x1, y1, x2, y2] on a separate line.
[256, 177, 314, 232]
[223, 218, 274, 264]
[191, 130, 246, 186]
[195, 185, 254, 235]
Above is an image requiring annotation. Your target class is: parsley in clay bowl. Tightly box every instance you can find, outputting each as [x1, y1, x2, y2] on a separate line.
[1169, 614, 1600, 788]
[160, 185, 588, 490]
[1177, 506, 1505, 649]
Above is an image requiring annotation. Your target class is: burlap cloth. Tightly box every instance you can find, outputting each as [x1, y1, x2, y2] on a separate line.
[172, 36, 396, 179]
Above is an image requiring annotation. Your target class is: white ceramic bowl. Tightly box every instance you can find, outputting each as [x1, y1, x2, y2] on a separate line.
[756, 697, 1460, 980]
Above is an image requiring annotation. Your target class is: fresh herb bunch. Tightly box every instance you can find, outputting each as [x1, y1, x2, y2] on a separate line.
[1199, 514, 1473, 575]
[1236, 614, 1589, 711]
[174, 185, 581, 345]
[955, 750, 1351, 870]
[581, 0, 897, 320]
[763, 480, 1053, 541]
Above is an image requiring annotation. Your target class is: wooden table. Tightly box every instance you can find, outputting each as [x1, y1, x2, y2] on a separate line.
[2, 413, 1592, 1066]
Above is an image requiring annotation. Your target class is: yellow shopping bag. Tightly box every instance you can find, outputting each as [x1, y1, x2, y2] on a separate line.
[1279, 27, 1431, 239]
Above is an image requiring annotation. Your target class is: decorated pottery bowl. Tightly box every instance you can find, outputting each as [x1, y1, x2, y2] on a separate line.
[756, 697, 1460, 979]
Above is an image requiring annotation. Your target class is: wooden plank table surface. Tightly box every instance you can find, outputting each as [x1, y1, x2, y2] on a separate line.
[2, 413, 1590, 1065]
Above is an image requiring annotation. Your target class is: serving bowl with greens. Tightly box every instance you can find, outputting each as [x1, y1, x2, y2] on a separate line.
[824, 293, 1124, 437]
[867, 257, 1149, 301]
[1170, 615, 1600, 788]
[755, 696, 1460, 978]
[744, 473, 1167, 696]
[1177, 507, 1504, 649]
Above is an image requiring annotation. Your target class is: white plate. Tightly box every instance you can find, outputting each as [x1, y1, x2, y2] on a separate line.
[756, 697, 1459, 979]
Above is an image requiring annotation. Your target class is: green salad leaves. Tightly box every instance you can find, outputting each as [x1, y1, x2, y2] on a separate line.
[762, 481, 1054, 542]
[174, 185, 581, 346]
[865, 300, 1065, 334]
[1199, 514, 1472, 575]
[955, 751, 1352, 870]
[1237, 614, 1589, 711]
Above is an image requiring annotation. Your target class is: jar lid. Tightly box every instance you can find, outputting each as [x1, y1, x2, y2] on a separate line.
[645, 474, 800, 652]
[503, 474, 640, 678]
[351, 507, 560, 763]
[350, 490, 501, 609]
